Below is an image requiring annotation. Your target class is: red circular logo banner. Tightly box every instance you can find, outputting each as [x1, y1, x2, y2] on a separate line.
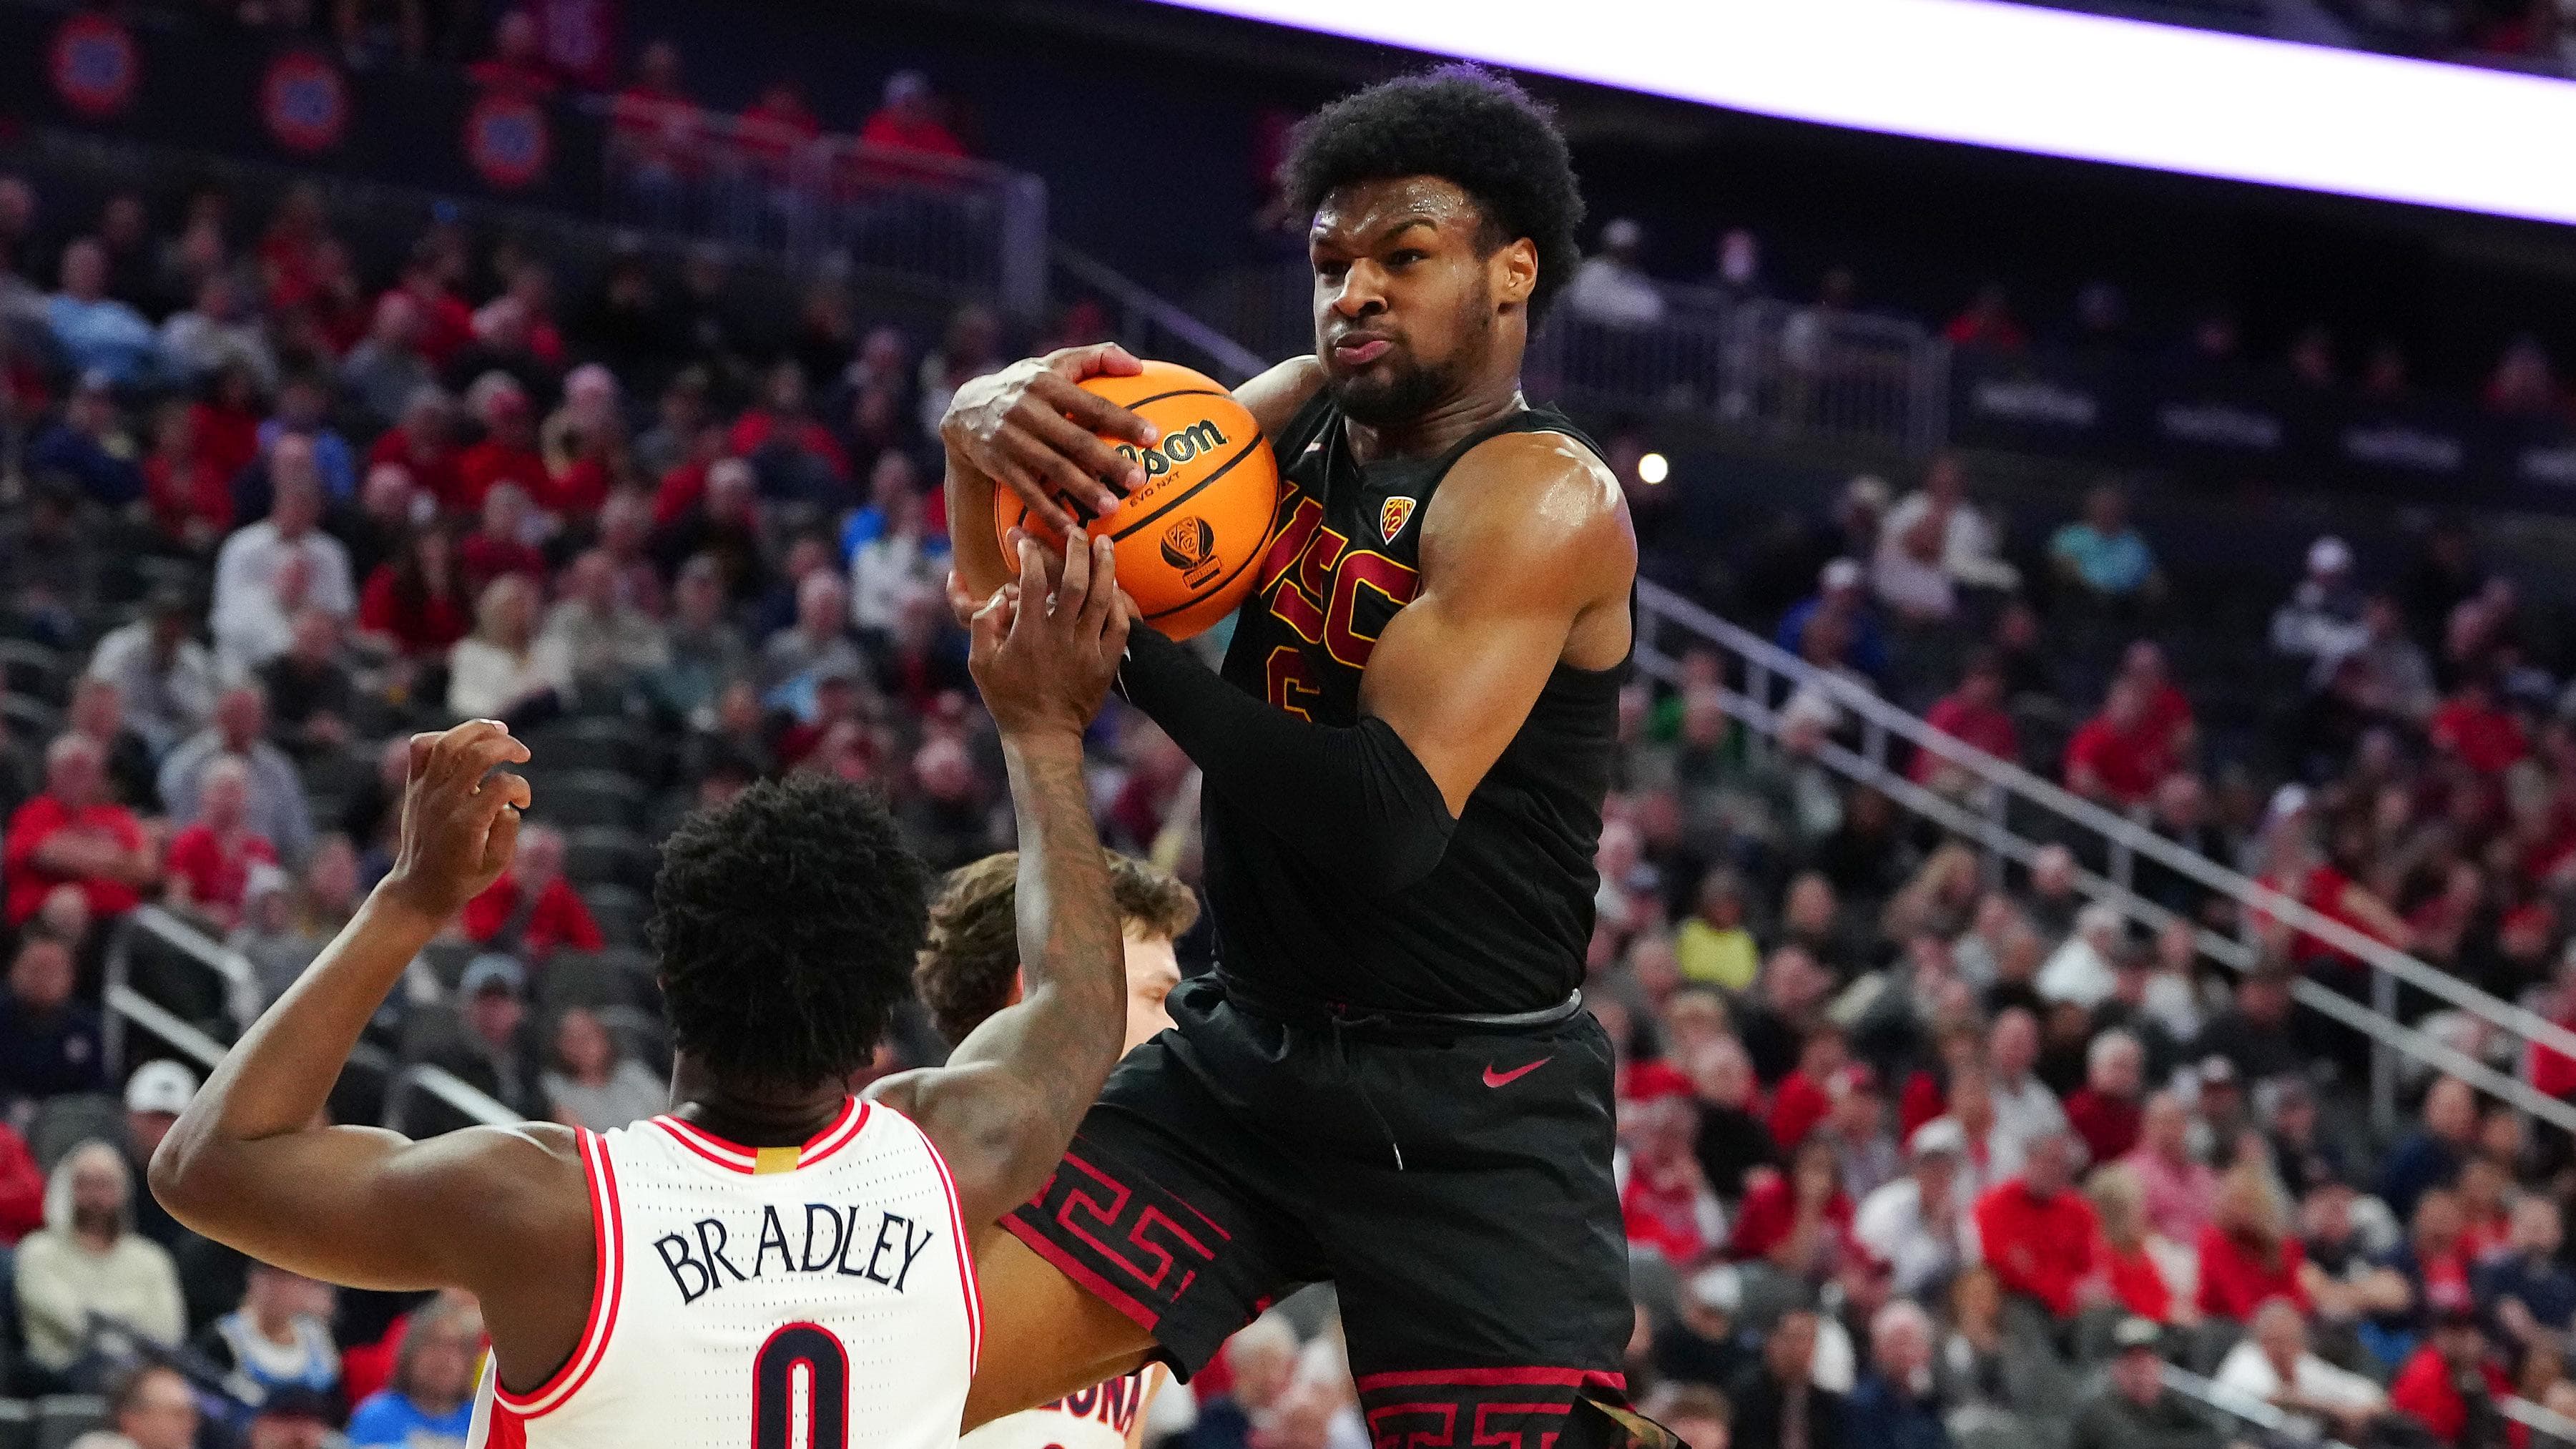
[261, 50, 348, 154]
[464, 92, 551, 190]
[49, 14, 137, 120]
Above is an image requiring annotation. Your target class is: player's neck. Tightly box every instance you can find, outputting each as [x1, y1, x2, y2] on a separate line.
[665, 1056, 852, 1148]
[1342, 375, 1525, 463]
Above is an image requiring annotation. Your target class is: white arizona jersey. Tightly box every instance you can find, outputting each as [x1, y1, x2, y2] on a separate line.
[466, 1097, 980, 1449]
[957, 1366, 1166, 1449]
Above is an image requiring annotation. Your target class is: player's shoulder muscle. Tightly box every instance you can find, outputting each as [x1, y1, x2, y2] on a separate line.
[1422, 427, 1634, 602]
[1232, 357, 1324, 438]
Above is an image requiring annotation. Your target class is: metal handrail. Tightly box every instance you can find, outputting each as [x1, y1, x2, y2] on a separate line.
[1639, 577, 2576, 1068]
[2504, 1395, 2576, 1445]
[1675, 645, 2576, 1136]
[386, 1064, 518, 1131]
[1051, 242, 1270, 383]
[2159, 1364, 2361, 1449]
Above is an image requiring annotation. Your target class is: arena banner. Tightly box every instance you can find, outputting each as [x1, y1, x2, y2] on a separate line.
[1948, 351, 2576, 509]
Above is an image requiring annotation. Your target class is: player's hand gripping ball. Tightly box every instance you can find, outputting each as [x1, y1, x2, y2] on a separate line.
[993, 360, 1280, 640]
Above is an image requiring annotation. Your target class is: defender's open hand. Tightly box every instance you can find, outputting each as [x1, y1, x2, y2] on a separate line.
[970, 531, 1129, 739]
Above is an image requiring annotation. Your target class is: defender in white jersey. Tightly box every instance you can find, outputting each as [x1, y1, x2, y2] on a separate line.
[914, 850, 1200, 1449]
[151, 534, 1137, 1449]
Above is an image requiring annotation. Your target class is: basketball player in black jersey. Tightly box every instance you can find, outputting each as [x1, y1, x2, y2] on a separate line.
[942, 67, 1655, 1449]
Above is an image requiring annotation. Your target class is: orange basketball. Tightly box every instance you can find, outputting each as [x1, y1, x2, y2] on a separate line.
[993, 359, 1280, 641]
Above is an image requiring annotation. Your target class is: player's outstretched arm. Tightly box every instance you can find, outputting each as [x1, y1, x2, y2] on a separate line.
[871, 532, 1131, 1229]
[1113, 430, 1633, 891]
[149, 722, 586, 1298]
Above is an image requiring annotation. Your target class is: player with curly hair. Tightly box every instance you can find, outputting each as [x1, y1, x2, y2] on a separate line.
[147, 532, 1139, 1448]
[943, 65, 1658, 1449]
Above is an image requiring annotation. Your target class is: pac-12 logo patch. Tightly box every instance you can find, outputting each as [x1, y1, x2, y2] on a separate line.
[1160, 517, 1221, 589]
[1379, 496, 1417, 543]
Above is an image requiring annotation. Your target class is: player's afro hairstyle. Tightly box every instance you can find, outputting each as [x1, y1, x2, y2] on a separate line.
[649, 775, 930, 1088]
[1283, 64, 1586, 326]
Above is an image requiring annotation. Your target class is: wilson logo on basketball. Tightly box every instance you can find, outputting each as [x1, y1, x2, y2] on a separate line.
[1379, 496, 1417, 544]
[1160, 518, 1223, 589]
[1114, 418, 1230, 481]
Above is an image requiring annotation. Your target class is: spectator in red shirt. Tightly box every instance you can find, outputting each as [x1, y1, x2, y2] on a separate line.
[467, 9, 559, 99]
[456, 384, 549, 516]
[188, 362, 265, 491]
[2064, 1028, 2146, 1166]
[1767, 1023, 1849, 1153]
[2429, 674, 2527, 777]
[2087, 1164, 2175, 1323]
[1911, 652, 2017, 792]
[2390, 1296, 2519, 1448]
[458, 824, 604, 963]
[161, 755, 277, 934]
[359, 524, 473, 661]
[2, 735, 157, 927]
[368, 388, 463, 511]
[2065, 675, 2175, 808]
[727, 360, 852, 502]
[1943, 283, 2028, 353]
[143, 398, 232, 554]
[1621, 1091, 1725, 1267]
[1971, 1129, 2104, 1319]
[858, 70, 970, 163]
[458, 483, 548, 600]
[393, 247, 476, 370]
[2196, 1161, 2308, 1322]
[1727, 1134, 1854, 1277]
[738, 77, 822, 178]
[2118, 640, 2198, 762]
[610, 41, 702, 185]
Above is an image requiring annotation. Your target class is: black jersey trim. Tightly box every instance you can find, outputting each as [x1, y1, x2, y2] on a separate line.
[1107, 431, 1269, 544]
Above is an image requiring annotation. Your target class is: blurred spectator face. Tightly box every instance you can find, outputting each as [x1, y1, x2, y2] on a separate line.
[196, 270, 239, 323]
[44, 735, 107, 807]
[39, 886, 89, 949]
[2084, 486, 2128, 534]
[362, 463, 416, 521]
[2110, 1343, 2162, 1405]
[468, 980, 524, 1053]
[799, 571, 848, 637]
[69, 1144, 126, 1233]
[1830, 1075, 1882, 1140]
[67, 377, 114, 435]
[2102, 677, 2147, 732]
[2029, 844, 2077, 899]
[675, 558, 724, 626]
[556, 1007, 614, 1080]
[1871, 1302, 1933, 1384]
[2024, 1131, 2080, 1195]
[635, 40, 683, 89]
[1949, 1069, 1995, 1135]
[10, 938, 73, 1013]
[2426, 1077, 2477, 1142]
[277, 376, 328, 431]
[216, 686, 266, 748]
[289, 606, 338, 665]
[202, 756, 252, 830]
[0, 177, 33, 237]
[59, 238, 106, 299]
[1718, 228, 1760, 287]
[272, 451, 323, 534]
[517, 825, 564, 888]
[1765, 1310, 1819, 1382]
[481, 481, 531, 544]
[1688, 1041, 1755, 1110]
[1628, 936, 1681, 1001]
[406, 1304, 484, 1403]
[2090, 1033, 2143, 1098]
[115, 1365, 197, 1449]
[707, 458, 757, 520]
[1661, 991, 1727, 1062]
[2512, 1194, 2561, 1259]
[250, 1412, 326, 1449]
[2436, 1314, 2484, 1370]
[371, 290, 421, 348]
[913, 739, 976, 803]
[1990, 1008, 2038, 1079]
[765, 360, 809, 415]
[1762, 945, 1829, 1014]
[302, 837, 358, 915]
[1226, 1320, 1299, 1413]
[1784, 873, 1836, 935]
[566, 552, 617, 611]
[599, 493, 651, 556]
[2150, 773, 2203, 830]
[70, 678, 122, 740]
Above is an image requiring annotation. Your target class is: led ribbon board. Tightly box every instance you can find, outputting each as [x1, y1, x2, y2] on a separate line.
[1150, 0, 2576, 226]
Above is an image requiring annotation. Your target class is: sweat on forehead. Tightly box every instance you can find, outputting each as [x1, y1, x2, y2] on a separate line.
[1309, 176, 1490, 243]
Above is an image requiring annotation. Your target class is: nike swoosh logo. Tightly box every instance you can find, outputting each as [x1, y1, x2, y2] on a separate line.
[1483, 1057, 1553, 1089]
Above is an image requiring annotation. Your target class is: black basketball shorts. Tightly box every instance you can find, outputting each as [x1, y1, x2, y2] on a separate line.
[1001, 974, 1636, 1448]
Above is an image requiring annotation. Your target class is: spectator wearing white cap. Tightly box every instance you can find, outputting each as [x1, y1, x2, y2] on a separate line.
[2271, 536, 2369, 668]
[121, 1059, 196, 1252]
[1855, 1118, 1972, 1297]
[1651, 1262, 1756, 1390]
[1563, 218, 1666, 328]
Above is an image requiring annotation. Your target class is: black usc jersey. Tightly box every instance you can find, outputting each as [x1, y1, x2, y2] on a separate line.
[1204, 389, 1628, 1016]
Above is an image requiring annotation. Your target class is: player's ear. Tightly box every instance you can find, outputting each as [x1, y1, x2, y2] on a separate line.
[1493, 237, 1538, 313]
[1006, 969, 1026, 1008]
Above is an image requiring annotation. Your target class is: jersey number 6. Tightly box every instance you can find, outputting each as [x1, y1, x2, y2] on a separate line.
[753, 1322, 850, 1449]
